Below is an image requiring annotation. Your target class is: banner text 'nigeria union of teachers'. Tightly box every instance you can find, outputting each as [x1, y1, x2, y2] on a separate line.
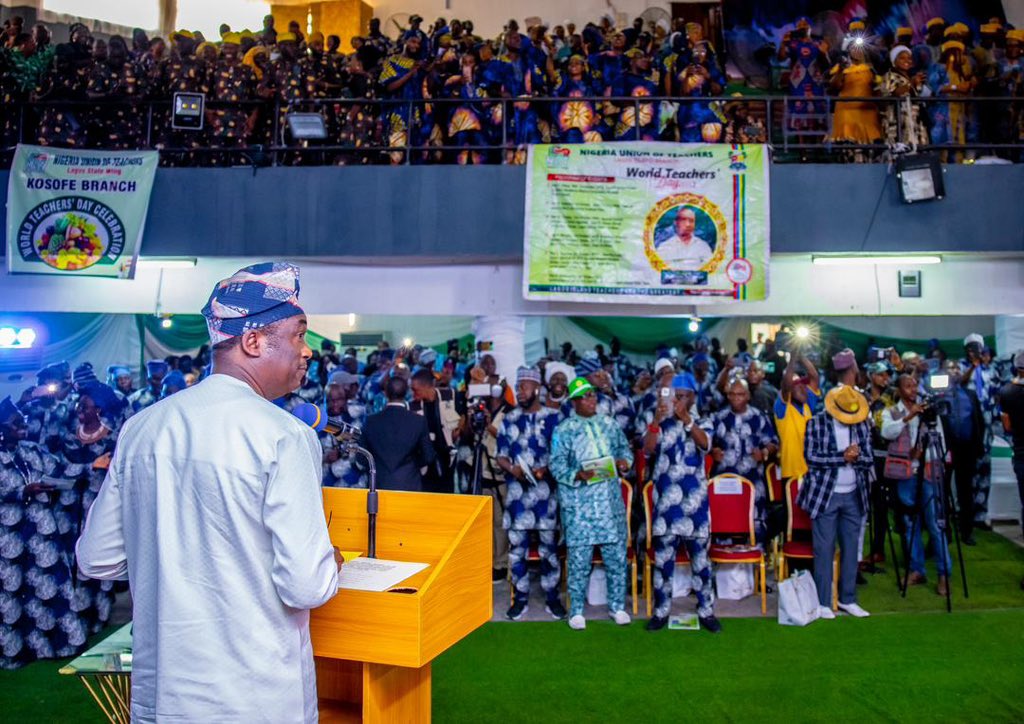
[523, 143, 769, 303]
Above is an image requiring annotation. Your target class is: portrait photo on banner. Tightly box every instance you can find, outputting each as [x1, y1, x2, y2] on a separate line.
[644, 192, 728, 288]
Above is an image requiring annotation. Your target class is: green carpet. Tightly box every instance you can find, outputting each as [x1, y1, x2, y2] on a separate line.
[2, 530, 1023, 722]
[435, 610, 1024, 723]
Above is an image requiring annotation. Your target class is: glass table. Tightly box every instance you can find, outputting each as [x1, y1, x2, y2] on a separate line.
[58, 622, 132, 723]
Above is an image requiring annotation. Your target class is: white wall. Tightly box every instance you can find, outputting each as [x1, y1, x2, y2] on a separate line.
[365, 0, 670, 39]
[0, 254, 1019, 319]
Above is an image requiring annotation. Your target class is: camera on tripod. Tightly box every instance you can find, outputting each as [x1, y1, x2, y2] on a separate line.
[919, 372, 953, 424]
[466, 383, 503, 436]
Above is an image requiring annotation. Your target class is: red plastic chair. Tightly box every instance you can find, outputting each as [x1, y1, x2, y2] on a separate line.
[707, 474, 767, 614]
[641, 481, 692, 617]
[765, 463, 785, 504]
[779, 477, 838, 610]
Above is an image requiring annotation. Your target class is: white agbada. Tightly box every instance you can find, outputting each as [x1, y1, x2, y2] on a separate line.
[77, 374, 339, 723]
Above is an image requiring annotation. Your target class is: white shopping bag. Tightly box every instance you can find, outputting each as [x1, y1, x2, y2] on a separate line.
[714, 563, 755, 600]
[671, 568, 692, 598]
[777, 570, 821, 626]
[587, 566, 607, 606]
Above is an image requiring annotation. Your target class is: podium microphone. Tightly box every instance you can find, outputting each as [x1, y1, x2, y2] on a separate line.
[291, 402, 379, 558]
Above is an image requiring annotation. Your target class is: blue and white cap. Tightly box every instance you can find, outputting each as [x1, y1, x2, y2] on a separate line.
[202, 262, 304, 344]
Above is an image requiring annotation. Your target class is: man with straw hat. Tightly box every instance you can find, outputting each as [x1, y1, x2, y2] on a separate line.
[798, 349, 874, 620]
[550, 376, 633, 630]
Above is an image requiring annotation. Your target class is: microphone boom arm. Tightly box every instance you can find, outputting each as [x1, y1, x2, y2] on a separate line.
[339, 437, 378, 559]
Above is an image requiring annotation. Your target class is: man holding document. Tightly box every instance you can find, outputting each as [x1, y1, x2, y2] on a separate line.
[550, 377, 633, 630]
[77, 263, 342, 723]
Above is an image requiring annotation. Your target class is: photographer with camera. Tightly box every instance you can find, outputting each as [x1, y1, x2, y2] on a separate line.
[409, 368, 462, 493]
[882, 373, 952, 595]
[938, 360, 986, 545]
[456, 364, 510, 579]
[496, 367, 566, 620]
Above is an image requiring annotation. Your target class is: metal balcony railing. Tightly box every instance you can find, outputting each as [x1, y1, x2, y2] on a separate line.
[1, 94, 1021, 166]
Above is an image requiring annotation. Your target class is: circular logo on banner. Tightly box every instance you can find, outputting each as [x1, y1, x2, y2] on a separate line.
[17, 196, 126, 272]
[643, 193, 728, 273]
[726, 258, 753, 285]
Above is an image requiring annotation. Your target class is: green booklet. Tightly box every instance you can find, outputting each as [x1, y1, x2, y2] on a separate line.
[668, 614, 700, 631]
[581, 456, 617, 484]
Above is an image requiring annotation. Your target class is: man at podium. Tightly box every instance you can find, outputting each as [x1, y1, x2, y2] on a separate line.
[77, 263, 342, 723]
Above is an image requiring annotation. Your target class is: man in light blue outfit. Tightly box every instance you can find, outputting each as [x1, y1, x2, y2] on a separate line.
[550, 377, 633, 630]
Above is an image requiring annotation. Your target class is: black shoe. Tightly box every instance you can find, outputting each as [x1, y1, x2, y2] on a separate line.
[492, 567, 508, 582]
[963, 536, 977, 547]
[699, 615, 722, 633]
[975, 521, 992, 531]
[856, 572, 868, 586]
[505, 600, 529, 621]
[645, 615, 668, 631]
[545, 599, 567, 620]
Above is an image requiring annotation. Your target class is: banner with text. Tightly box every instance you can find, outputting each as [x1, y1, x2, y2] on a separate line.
[6, 144, 159, 278]
[524, 143, 770, 303]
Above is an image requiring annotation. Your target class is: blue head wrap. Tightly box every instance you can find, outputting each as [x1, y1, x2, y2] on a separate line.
[575, 357, 602, 376]
[161, 371, 187, 395]
[0, 396, 22, 423]
[37, 361, 70, 385]
[73, 362, 98, 388]
[146, 360, 169, 379]
[201, 262, 304, 344]
[671, 372, 699, 392]
[106, 365, 132, 387]
[690, 352, 710, 365]
[80, 382, 126, 423]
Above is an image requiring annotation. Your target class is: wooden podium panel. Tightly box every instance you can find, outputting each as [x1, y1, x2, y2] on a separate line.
[312, 489, 492, 722]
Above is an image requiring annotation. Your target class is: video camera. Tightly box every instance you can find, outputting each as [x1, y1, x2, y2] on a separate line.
[467, 383, 503, 435]
[919, 372, 953, 424]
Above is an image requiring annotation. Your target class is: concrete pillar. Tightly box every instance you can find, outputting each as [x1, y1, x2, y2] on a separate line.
[471, 315, 525, 383]
[995, 315, 1024, 358]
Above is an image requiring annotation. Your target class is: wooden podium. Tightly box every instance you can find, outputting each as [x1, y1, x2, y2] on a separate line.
[311, 489, 492, 723]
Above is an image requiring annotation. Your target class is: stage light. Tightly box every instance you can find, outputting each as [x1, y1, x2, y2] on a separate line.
[812, 255, 942, 266]
[687, 319, 700, 333]
[402, 337, 413, 347]
[161, 317, 174, 329]
[895, 153, 945, 203]
[136, 257, 198, 270]
[16, 328, 36, 347]
[0, 327, 17, 347]
[796, 326, 811, 339]
[172, 92, 205, 130]
[286, 112, 328, 140]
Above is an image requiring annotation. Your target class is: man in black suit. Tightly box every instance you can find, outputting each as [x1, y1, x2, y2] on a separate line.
[362, 375, 436, 492]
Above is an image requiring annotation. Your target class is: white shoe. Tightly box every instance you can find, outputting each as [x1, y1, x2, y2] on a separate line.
[837, 602, 870, 618]
[610, 610, 631, 626]
[568, 614, 587, 630]
[817, 606, 836, 620]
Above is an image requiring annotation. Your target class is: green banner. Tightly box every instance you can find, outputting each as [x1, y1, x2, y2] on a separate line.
[524, 142, 770, 303]
[6, 144, 158, 278]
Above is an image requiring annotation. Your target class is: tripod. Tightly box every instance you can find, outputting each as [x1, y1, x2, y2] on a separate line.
[864, 465, 905, 591]
[898, 416, 969, 611]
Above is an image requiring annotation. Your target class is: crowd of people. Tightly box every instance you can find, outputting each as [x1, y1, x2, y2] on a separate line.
[3, 320, 1024, 660]
[1, 12, 1022, 164]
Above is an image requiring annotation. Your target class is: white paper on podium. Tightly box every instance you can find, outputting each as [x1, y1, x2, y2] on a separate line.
[336, 558, 430, 592]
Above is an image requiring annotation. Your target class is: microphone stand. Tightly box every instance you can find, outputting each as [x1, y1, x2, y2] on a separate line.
[341, 438, 378, 558]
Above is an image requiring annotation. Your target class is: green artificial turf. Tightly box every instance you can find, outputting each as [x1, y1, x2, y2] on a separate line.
[434, 610, 1024, 723]
[833, 525, 1024, 614]
[2, 530, 1023, 722]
